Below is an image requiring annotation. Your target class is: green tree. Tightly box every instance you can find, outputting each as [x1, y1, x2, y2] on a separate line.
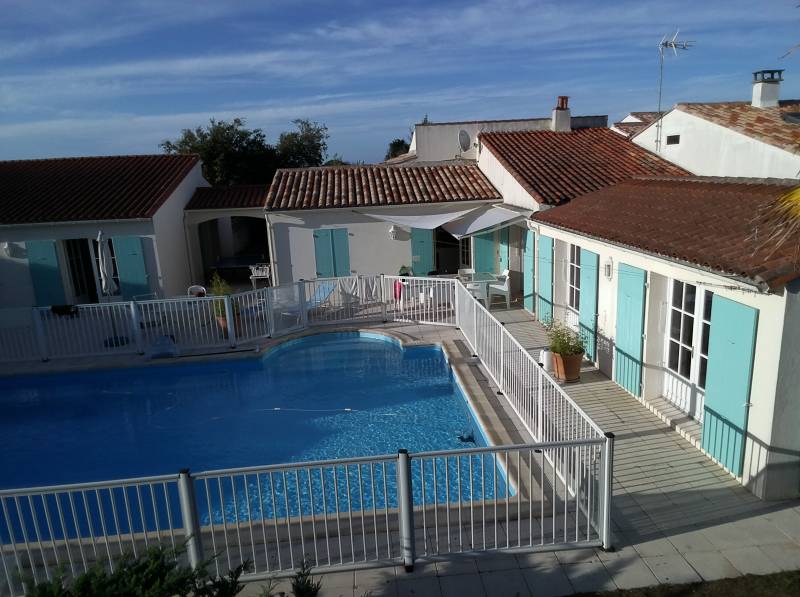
[276, 119, 329, 168]
[384, 138, 410, 160]
[160, 118, 278, 186]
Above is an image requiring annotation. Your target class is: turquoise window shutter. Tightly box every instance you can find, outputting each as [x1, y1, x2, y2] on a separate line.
[313, 229, 334, 278]
[614, 263, 646, 396]
[578, 248, 599, 361]
[473, 232, 495, 273]
[26, 240, 66, 306]
[410, 228, 434, 275]
[498, 227, 509, 272]
[536, 235, 553, 322]
[702, 296, 758, 476]
[331, 228, 351, 276]
[523, 229, 535, 312]
[112, 236, 149, 300]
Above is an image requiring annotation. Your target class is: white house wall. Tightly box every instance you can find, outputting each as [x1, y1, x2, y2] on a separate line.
[0, 220, 155, 314]
[268, 209, 413, 284]
[634, 110, 800, 178]
[769, 280, 800, 499]
[414, 116, 608, 163]
[535, 223, 791, 498]
[151, 163, 209, 297]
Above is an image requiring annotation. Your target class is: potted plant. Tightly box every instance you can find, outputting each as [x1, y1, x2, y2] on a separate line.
[209, 271, 237, 335]
[545, 321, 585, 382]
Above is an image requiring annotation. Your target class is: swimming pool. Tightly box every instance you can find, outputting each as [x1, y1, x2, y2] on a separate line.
[0, 332, 490, 490]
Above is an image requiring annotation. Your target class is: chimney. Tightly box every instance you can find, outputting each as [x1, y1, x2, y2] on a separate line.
[551, 95, 571, 132]
[752, 70, 783, 108]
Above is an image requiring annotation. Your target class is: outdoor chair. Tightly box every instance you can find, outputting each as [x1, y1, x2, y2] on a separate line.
[488, 269, 511, 309]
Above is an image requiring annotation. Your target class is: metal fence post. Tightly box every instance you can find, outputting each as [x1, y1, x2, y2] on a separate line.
[223, 296, 237, 348]
[498, 327, 505, 394]
[453, 280, 460, 328]
[129, 301, 144, 354]
[266, 287, 275, 338]
[397, 449, 415, 571]
[298, 281, 308, 329]
[379, 274, 388, 322]
[600, 432, 615, 551]
[31, 308, 49, 362]
[537, 368, 543, 442]
[177, 469, 204, 569]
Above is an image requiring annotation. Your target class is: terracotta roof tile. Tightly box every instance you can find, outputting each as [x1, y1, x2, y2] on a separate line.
[265, 164, 500, 211]
[0, 154, 200, 225]
[612, 121, 649, 138]
[533, 177, 800, 290]
[479, 128, 689, 205]
[675, 100, 800, 154]
[186, 184, 268, 210]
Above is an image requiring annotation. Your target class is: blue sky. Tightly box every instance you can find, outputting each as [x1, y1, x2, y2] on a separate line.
[1, 0, 799, 163]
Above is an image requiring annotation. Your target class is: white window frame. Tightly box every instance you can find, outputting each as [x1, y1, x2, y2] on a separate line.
[568, 244, 581, 313]
[665, 280, 713, 386]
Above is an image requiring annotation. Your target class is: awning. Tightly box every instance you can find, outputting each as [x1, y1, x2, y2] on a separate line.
[443, 205, 532, 239]
[354, 204, 487, 229]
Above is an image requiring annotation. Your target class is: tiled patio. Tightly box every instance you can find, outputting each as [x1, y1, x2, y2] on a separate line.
[241, 308, 800, 596]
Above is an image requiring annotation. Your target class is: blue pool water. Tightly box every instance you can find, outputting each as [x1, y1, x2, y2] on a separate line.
[0, 333, 490, 488]
[0, 333, 509, 539]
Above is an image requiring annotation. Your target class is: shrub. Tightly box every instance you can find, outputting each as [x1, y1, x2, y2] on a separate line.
[546, 321, 585, 356]
[208, 271, 234, 317]
[25, 545, 249, 597]
[290, 559, 321, 597]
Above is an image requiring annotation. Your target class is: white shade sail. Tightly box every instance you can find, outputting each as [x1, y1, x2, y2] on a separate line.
[443, 205, 533, 239]
[354, 204, 487, 229]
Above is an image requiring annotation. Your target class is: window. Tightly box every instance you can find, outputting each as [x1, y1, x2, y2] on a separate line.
[667, 281, 714, 386]
[568, 244, 580, 311]
[459, 237, 471, 267]
[666, 134, 680, 145]
[698, 291, 713, 389]
[667, 281, 695, 379]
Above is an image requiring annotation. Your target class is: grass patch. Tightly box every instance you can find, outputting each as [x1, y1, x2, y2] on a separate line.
[578, 570, 800, 596]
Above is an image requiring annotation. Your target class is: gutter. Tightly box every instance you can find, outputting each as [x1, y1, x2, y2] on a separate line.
[531, 220, 771, 294]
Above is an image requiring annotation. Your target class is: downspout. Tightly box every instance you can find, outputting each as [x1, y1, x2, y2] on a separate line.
[183, 211, 197, 286]
[264, 211, 279, 286]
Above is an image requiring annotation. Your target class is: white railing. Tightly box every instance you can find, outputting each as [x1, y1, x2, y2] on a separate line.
[0, 474, 183, 597]
[0, 274, 614, 592]
[1, 438, 611, 594]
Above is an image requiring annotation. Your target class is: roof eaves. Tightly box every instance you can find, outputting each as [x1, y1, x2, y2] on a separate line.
[533, 217, 770, 292]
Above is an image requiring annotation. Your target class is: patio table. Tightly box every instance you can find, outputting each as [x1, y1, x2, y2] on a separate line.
[459, 272, 498, 304]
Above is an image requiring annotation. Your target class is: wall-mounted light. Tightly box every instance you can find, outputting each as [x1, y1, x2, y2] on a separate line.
[388, 225, 398, 241]
[604, 257, 613, 281]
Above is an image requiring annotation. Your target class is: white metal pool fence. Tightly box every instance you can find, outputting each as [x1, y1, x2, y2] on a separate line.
[0, 439, 613, 595]
[0, 274, 614, 594]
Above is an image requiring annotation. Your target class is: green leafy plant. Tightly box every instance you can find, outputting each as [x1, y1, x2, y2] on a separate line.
[546, 321, 585, 356]
[209, 271, 234, 317]
[25, 545, 249, 597]
[290, 559, 321, 597]
[398, 265, 412, 276]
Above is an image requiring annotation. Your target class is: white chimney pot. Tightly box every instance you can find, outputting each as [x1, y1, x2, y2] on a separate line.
[752, 70, 783, 108]
[551, 95, 571, 132]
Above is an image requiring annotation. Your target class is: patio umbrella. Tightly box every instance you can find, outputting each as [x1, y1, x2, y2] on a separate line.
[97, 231, 127, 348]
[96, 231, 118, 297]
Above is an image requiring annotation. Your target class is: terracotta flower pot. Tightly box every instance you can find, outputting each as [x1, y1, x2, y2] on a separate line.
[552, 351, 584, 382]
[215, 314, 241, 338]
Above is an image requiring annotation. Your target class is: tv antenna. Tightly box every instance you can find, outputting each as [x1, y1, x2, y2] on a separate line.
[655, 30, 693, 151]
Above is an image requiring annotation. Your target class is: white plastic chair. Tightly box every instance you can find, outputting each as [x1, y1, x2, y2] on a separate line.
[489, 269, 511, 309]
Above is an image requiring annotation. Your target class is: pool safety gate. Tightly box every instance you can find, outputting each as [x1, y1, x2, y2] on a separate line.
[0, 275, 613, 594]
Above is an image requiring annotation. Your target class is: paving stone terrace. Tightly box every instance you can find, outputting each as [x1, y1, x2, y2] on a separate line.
[5, 310, 800, 596]
[240, 309, 800, 596]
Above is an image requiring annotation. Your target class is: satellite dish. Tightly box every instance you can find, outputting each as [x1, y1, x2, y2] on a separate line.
[458, 129, 471, 153]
